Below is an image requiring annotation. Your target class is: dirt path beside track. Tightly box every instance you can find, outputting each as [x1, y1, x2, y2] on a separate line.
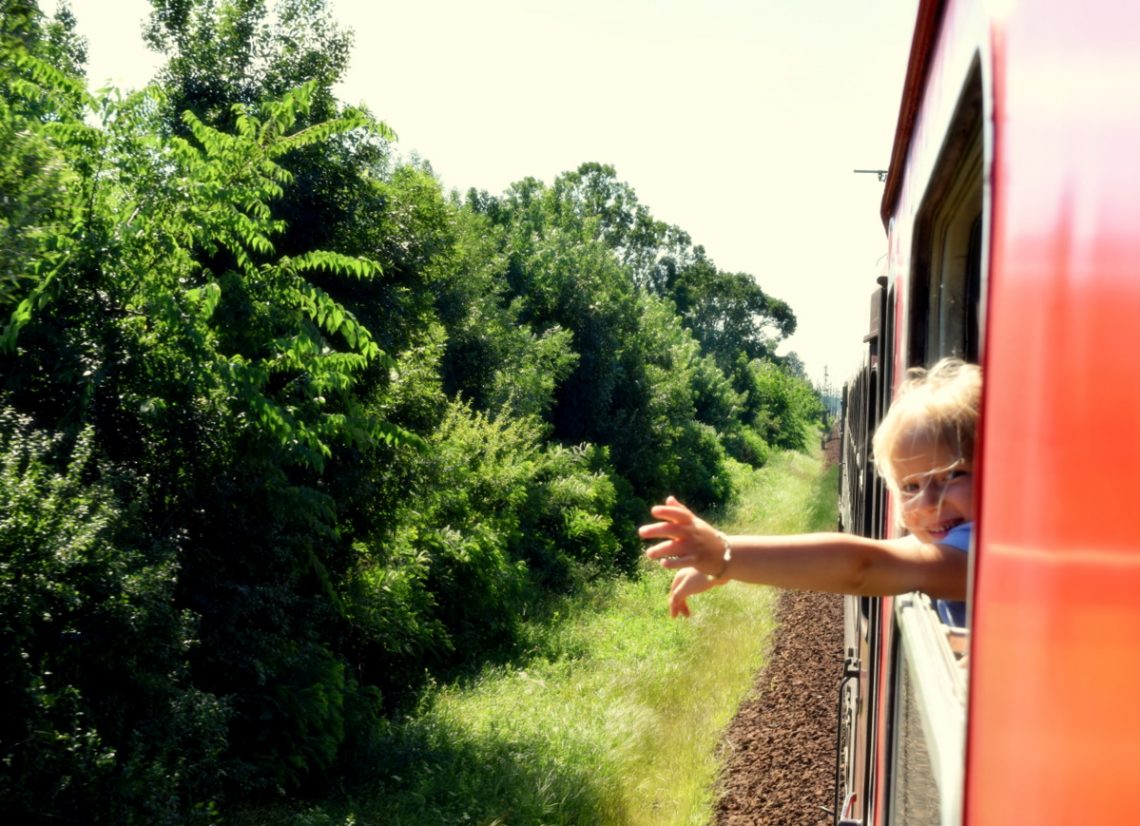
[712, 589, 844, 825]
[711, 425, 844, 825]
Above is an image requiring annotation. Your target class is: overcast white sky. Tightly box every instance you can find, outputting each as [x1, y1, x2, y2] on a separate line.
[65, 0, 917, 388]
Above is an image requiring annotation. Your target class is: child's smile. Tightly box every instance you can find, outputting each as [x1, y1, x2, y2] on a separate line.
[893, 433, 975, 545]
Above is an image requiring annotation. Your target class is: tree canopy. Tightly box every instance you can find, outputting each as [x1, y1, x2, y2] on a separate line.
[0, 1, 825, 820]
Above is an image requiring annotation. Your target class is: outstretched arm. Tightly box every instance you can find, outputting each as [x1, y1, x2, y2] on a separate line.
[639, 497, 966, 600]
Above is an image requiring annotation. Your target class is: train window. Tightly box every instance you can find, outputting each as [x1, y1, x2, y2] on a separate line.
[886, 58, 983, 826]
[926, 148, 981, 362]
[908, 62, 985, 367]
[887, 594, 967, 826]
[836, 273, 897, 824]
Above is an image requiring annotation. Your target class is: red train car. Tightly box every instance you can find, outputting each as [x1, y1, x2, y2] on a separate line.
[837, 0, 1140, 822]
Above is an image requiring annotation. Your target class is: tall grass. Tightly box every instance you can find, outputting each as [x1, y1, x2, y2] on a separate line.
[238, 448, 838, 826]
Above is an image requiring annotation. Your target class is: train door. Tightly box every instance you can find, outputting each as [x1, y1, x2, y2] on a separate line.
[837, 0, 992, 818]
[836, 278, 893, 825]
[882, 59, 985, 826]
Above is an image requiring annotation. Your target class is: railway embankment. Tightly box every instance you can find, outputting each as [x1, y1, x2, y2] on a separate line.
[713, 426, 843, 825]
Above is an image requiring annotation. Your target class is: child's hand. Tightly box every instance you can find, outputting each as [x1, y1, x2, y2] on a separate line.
[669, 567, 720, 618]
[639, 496, 726, 577]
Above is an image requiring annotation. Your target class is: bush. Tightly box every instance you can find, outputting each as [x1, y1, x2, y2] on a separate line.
[722, 425, 771, 468]
[733, 358, 825, 453]
[344, 401, 627, 705]
[0, 408, 227, 823]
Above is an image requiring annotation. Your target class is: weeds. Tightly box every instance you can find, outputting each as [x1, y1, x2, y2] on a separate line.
[234, 447, 837, 825]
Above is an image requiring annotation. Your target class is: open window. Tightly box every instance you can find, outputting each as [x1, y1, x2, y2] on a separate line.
[888, 594, 968, 826]
[908, 61, 985, 368]
[904, 56, 985, 633]
[885, 55, 986, 826]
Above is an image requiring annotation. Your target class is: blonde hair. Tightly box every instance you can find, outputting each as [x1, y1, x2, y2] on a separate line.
[872, 358, 982, 493]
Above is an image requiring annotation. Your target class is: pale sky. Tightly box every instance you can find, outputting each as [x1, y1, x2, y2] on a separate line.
[65, 0, 917, 389]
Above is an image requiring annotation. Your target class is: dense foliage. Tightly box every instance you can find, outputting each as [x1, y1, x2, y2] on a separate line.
[0, 0, 824, 820]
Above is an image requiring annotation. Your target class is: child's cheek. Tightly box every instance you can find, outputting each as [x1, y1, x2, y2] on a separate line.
[898, 503, 923, 535]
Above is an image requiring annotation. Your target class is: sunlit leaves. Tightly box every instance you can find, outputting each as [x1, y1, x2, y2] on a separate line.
[104, 82, 402, 468]
[0, 27, 98, 332]
[0, 43, 406, 467]
[0, 5, 829, 815]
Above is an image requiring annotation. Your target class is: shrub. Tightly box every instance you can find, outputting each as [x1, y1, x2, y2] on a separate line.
[344, 401, 627, 704]
[722, 425, 771, 468]
[0, 408, 227, 823]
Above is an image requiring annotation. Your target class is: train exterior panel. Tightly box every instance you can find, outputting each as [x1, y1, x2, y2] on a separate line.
[836, 0, 1140, 823]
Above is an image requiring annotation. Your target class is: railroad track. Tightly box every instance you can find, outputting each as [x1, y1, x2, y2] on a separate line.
[713, 588, 844, 825]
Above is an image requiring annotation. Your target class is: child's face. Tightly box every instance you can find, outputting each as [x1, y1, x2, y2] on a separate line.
[892, 430, 975, 544]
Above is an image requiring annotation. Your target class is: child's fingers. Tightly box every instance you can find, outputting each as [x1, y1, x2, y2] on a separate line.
[642, 540, 673, 559]
[638, 521, 676, 539]
[650, 496, 695, 521]
[648, 504, 694, 524]
[669, 571, 699, 612]
[648, 548, 695, 568]
[644, 519, 698, 545]
[668, 585, 691, 618]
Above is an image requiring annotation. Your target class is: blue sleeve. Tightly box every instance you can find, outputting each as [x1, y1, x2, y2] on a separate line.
[935, 522, 972, 627]
[939, 522, 973, 553]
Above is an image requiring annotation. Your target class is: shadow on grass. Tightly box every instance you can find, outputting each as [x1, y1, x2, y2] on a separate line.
[236, 710, 620, 826]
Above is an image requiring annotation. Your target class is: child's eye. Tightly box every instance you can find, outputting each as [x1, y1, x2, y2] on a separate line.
[901, 482, 921, 495]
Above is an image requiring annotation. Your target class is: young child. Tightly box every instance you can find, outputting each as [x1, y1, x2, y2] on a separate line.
[639, 358, 980, 621]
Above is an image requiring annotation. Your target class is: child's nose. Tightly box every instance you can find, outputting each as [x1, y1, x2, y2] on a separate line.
[916, 483, 943, 510]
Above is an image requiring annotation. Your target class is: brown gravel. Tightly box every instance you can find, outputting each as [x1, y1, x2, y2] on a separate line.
[712, 589, 844, 825]
[712, 426, 845, 825]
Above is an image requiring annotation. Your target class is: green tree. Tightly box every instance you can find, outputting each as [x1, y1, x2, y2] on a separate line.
[546, 161, 672, 282]
[739, 358, 825, 451]
[1, 7, 402, 796]
[144, 0, 352, 128]
[0, 1, 92, 309]
[664, 249, 796, 370]
[0, 411, 228, 823]
[475, 171, 742, 512]
[1, 3, 828, 815]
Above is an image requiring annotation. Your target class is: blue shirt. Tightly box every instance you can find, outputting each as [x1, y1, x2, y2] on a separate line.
[935, 522, 972, 627]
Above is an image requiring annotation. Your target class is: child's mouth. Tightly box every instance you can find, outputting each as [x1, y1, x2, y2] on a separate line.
[925, 519, 963, 540]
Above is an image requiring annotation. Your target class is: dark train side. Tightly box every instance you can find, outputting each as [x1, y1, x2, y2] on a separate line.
[833, 0, 1140, 823]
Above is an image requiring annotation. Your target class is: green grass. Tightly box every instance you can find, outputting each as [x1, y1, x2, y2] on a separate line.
[235, 449, 838, 826]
